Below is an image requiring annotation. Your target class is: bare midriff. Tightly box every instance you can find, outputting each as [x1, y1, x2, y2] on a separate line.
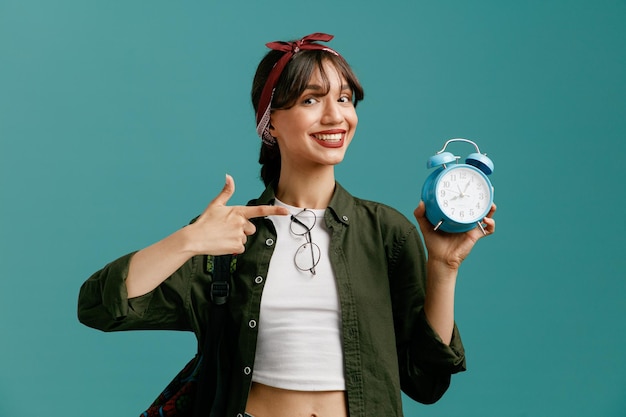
[245, 382, 348, 417]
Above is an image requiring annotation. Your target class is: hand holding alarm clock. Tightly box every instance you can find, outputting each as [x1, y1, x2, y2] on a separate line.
[421, 138, 494, 235]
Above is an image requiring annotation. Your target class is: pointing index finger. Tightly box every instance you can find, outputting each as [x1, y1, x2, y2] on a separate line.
[240, 205, 289, 219]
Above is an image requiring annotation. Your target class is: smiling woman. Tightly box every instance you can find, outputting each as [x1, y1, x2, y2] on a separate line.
[77, 32, 496, 417]
[267, 62, 359, 190]
[253, 37, 364, 189]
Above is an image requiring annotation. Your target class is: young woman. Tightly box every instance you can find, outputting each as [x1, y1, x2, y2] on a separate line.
[78, 33, 496, 417]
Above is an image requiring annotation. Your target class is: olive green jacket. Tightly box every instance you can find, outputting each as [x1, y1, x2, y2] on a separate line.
[78, 182, 466, 417]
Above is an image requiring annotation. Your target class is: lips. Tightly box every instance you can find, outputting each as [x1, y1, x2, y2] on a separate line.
[310, 130, 346, 148]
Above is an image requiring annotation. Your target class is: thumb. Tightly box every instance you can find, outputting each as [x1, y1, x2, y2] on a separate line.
[413, 201, 432, 231]
[209, 174, 235, 207]
[413, 201, 426, 220]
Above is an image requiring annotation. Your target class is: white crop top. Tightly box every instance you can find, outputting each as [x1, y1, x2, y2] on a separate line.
[251, 199, 345, 391]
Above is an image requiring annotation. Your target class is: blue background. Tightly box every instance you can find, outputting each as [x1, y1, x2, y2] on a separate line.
[1, 1, 625, 416]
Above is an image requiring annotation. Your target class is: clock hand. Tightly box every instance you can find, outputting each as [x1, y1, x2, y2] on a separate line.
[455, 181, 473, 199]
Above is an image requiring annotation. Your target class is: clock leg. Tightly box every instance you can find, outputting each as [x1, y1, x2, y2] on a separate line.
[434, 220, 444, 231]
[477, 221, 487, 236]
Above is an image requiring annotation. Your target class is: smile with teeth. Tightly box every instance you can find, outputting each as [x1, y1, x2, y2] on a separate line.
[312, 133, 343, 142]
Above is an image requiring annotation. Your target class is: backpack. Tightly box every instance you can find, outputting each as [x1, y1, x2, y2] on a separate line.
[141, 254, 234, 417]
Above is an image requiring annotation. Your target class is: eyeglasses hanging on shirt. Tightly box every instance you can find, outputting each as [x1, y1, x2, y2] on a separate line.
[289, 209, 321, 275]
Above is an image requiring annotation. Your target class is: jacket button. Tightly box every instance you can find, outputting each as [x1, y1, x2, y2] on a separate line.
[249, 319, 257, 328]
[243, 366, 252, 375]
[342, 215, 349, 222]
[254, 276, 264, 284]
[265, 238, 274, 246]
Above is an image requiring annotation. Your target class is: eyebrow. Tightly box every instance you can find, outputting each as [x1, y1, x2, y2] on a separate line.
[304, 83, 352, 92]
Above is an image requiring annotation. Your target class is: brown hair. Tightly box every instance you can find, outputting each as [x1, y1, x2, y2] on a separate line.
[251, 49, 365, 186]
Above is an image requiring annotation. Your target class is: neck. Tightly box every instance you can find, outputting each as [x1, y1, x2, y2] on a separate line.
[275, 167, 336, 209]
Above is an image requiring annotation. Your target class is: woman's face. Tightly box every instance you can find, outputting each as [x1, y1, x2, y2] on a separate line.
[269, 60, 358, 172]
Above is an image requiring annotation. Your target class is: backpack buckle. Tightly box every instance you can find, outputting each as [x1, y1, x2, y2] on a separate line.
[210, 281, 229, 305]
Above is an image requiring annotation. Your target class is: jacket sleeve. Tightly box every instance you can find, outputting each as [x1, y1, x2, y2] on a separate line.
[389, 226, 466, 404]
[77, 251, 200, 333]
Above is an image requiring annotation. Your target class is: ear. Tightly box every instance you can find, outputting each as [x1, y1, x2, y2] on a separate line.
[268, 113, 276, 132]
[268, 109, 279, 132]
[267, 120, 278, 142]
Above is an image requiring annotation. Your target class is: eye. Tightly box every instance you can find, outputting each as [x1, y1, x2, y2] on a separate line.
[302, 97, 319, 105]
[338, 92, 353, 104]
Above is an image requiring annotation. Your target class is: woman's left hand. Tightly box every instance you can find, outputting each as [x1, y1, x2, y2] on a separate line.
[413, 202, 496, 271]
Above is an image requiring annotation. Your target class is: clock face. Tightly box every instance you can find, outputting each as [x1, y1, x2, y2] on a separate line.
[435, 166, 491, 223]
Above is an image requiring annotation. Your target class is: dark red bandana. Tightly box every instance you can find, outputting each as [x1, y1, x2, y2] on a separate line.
[256, 33, 340, 145]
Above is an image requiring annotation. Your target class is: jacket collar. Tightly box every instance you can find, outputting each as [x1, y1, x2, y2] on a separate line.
[251, 181, 353, 227]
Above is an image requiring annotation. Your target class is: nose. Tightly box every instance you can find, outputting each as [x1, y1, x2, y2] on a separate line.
[321, 100, 343, 125]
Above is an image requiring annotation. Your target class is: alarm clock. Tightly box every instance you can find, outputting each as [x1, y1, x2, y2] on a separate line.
[421, 138, 494, 234]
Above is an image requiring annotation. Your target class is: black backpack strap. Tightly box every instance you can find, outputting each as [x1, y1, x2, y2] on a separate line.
[193, 254, 233, 417]
[210, 255, 231, 305]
